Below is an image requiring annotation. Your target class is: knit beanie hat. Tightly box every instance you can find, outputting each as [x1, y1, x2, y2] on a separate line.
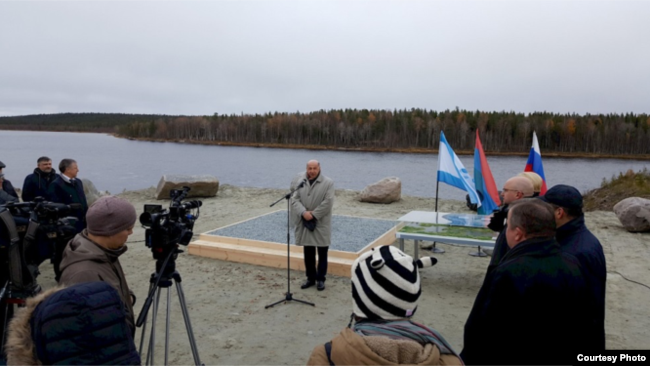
[86, 196, 136, 236]
[351, 245, 437, 321]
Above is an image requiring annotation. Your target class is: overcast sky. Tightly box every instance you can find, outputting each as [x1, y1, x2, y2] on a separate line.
[1, 0, 648, 117]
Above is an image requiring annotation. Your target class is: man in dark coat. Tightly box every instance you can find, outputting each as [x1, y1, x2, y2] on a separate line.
[539, 184, 607, 350]
[461, 199, 593, 365]
[0, 173, 19, 204]
[485, 175, 534, 266]
[0, 160, 19, 202]
[21, 156, 58, 202]
[47, 158, 88, 233]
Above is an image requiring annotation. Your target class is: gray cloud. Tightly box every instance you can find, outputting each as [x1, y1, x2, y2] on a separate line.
[1, 0, 648, 117]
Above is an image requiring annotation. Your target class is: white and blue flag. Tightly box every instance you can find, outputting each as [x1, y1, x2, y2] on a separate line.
[437, 131, 481, 207]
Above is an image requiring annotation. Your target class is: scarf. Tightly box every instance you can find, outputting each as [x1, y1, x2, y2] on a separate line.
[353, 319, 461, 359]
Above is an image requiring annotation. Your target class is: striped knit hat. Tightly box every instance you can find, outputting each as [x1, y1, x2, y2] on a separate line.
[351, 245, 437, 320]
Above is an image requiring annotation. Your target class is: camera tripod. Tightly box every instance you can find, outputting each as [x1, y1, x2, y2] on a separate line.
[136, 249, 202, 366]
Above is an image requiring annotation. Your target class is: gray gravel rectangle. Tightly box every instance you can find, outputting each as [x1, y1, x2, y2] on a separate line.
[206, 210, 397, 252]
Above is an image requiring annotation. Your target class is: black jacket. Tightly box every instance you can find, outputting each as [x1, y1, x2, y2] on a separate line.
[1, 178, 18, 200]
[486, 205, 508, 268]
[22, 168, 58, 202]
[46, 176, 88, 233]
[5, 282, 141, 365]
[461, 236, 594, 365]
[557, 215, 607, 350]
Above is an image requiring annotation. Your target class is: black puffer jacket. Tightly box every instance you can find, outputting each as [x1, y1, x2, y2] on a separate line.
[5, 282, 141, 365]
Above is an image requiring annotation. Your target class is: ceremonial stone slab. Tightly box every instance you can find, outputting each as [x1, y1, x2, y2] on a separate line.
[206, 210, 397, 252]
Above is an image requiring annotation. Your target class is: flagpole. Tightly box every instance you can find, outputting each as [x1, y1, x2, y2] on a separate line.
[435, 178, 440, 212]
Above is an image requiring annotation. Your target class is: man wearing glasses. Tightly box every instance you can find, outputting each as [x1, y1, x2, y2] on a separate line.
[486, 176, 534, 267]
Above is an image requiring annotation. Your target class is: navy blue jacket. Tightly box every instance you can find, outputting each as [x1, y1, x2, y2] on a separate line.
[6, 282, 140, 365]
[22, 168, 58, 202]
[461, 237, 594, 365]
[557, 215, 607, 350]
[46, 176, 88, 233]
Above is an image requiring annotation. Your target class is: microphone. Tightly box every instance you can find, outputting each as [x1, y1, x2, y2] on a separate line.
[297, 178, 308, 188]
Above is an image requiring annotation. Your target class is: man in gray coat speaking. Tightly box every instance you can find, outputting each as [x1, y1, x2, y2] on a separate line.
[291, 160, 335, 291]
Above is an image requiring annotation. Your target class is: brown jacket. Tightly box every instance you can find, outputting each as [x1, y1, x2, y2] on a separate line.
[58, 231, 135, 332]
[307, 328, 462, 366]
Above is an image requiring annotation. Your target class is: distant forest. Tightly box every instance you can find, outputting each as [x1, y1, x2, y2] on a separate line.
[1, 109, 649, 155]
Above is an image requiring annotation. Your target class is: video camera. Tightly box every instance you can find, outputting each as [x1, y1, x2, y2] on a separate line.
[1, 198, 79, 292]
[2, 198, 80, 354]
[139, 187, 202, 264]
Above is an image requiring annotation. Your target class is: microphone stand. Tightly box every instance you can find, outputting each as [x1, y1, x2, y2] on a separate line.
[265, 180, 315, 308]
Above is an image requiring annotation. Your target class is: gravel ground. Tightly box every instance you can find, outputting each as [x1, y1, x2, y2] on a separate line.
[208, 210, 397, 252]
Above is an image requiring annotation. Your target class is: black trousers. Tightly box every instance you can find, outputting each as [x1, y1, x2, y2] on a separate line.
[303, 246, 328, 282]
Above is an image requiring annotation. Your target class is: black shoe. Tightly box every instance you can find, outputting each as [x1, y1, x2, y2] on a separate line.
[317, 281, 325, 291]
[301, 280, 315, 289]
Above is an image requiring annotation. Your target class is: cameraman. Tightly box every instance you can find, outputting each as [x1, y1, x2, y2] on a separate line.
[59, 195, 137, 333]
[0, 173, 18, 205]
[0, 160, 19, 203]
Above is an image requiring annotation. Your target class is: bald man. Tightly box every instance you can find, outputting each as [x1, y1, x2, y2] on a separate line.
[291, 160, 335, 291]
[487, 176, 535, 267]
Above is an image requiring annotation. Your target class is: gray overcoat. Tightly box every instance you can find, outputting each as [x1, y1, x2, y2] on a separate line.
[290, 173, 335, 247]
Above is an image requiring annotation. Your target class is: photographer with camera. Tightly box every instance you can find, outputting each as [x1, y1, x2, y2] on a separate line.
[59, 195, 137, 334]
[0, 173, 18, 205]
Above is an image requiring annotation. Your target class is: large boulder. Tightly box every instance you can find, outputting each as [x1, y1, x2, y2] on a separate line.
[81, 178, 106, 206]
[613, 197, 650, 232]
[358, 177, 401, 204]
[155, 175, 219, 200]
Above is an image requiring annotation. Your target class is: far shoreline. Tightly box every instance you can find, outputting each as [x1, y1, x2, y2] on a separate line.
[1, 128, 648, 161]
[116, 135, 650, 161]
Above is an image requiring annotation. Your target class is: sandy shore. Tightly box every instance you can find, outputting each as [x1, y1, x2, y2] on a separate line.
[34, 184, 650, 364]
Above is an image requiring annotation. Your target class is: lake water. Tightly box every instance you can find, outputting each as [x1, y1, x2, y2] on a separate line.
[1, 131, 648, 202]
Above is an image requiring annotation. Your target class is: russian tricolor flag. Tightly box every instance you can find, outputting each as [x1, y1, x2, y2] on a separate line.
[524, 131, 548, 195]
[474, 130, 501, 215]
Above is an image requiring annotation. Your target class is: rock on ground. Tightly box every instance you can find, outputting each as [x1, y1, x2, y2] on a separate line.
[155, 174, 220, 200]
[358, 176, 401, 204]
[613, 197, 650, 232]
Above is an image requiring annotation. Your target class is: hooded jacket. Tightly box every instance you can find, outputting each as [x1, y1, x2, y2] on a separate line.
[22, 168, 58, 202]
[58, 231, 135, 333]
[5, 282, 140, 365]
[308, 327, 462, 366]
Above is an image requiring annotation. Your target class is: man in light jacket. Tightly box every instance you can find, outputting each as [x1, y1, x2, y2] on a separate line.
[291, 160, 334, 291]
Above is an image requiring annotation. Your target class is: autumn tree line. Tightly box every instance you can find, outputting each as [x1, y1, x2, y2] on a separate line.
[1, 109, 649, 155]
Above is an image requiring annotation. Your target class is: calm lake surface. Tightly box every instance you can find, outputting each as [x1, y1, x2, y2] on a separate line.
[1, 131, 648, 202]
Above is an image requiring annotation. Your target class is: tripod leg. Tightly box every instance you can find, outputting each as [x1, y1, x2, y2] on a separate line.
[165, 287, 171, 366]
[146, 288, 162, 366]
[174, 280, 202, 366]
[138, 282, 155, 357]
